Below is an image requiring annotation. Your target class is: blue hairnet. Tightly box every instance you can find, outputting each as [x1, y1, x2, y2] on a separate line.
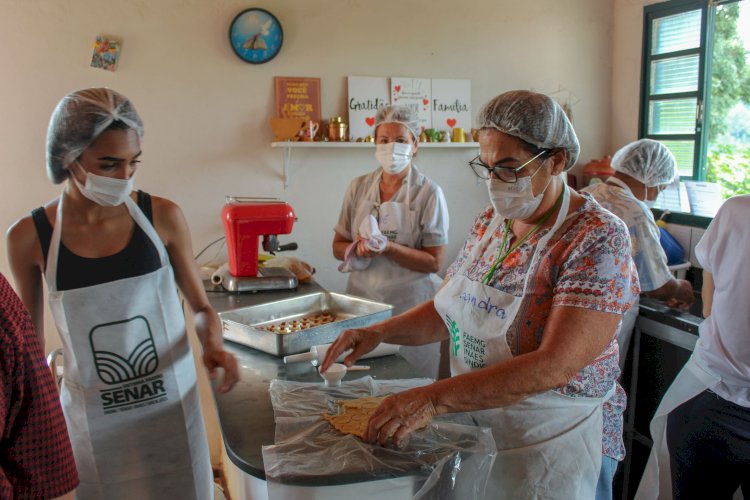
[611, 139, 677, 187]
[46, 88, 144, 184]
[374, 105, 420, 142]
[477, 90, 580, 170]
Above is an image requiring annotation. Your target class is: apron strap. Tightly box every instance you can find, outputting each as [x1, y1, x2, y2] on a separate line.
[123, 196, 169, 266]
[520, 184, 570, 294]
[46, 192, 169, 291]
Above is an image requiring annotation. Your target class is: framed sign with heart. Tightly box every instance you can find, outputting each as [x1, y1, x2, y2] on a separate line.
[431, 78, 472, 137]
[391, 77, 431, 133]
[347, 75, 391, 141]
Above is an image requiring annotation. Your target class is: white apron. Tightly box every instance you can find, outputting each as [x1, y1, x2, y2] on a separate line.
[346, 168, 441, 378]
[46, 194, 212, 499]
[634, 343, 738, 499]
[434, 186, 612, 499]
[618, 297, 639, 371]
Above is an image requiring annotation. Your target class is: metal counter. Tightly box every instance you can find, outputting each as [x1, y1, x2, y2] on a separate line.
[620, 297, 703, 498]
[637, 296, 704, 336]
[206, 281, 424, 480]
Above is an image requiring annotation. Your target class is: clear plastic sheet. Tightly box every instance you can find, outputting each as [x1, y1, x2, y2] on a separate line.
[262, 377, 496, 500]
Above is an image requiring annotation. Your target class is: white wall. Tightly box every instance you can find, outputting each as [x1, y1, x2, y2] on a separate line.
[612, 0, 663, 151]
[0, 0, 616, 351]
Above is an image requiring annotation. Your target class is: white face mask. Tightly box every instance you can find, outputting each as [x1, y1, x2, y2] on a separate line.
[643, 186, 656, 209]
[72, 164, 134, 207]
[487, 163, 549, 220]
[375, 143, 412, 175]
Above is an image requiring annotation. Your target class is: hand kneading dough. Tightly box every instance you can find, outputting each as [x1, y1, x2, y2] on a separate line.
[323, 396, 386, 438]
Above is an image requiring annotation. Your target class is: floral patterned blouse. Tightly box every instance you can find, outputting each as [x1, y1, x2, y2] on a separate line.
[446, 192, 640, 460]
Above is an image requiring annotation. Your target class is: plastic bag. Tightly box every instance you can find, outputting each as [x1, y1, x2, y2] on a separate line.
[657, 226, 685, 265]
[262, 377, 496, 500]
[263, 256, 316, 282]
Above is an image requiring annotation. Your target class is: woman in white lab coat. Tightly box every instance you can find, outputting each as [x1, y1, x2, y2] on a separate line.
[636, 195, 750, 499]
[332, 105, 449, 379]
[324, 90, 639, 500]
[6, 88, 238, 499]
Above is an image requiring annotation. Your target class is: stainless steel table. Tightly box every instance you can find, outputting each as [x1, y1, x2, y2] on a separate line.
[206, 281, 423, 481]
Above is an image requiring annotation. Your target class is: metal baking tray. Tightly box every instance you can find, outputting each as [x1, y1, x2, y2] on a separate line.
[219, 292, 393, 356]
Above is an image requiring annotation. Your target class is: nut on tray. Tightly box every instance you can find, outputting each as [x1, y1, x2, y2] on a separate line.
[219, 292, 392, 356]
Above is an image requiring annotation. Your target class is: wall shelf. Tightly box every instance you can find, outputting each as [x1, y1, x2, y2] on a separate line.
[271, 141, 480, 187]
[271, 141, 479, 149]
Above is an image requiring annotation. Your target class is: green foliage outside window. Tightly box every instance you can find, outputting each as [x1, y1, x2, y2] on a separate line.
[706, 143, 750, 197]
[706, 3, 750, 199]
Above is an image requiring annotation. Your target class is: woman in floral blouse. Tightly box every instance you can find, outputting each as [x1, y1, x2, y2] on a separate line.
[322, 90, 639, 500]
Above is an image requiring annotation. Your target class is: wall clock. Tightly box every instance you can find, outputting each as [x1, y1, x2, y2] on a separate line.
[228, 8, 283, 64]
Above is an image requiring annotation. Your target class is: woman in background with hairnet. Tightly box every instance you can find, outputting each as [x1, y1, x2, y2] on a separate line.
[332, 105, 449, 379]
[583, 139, 695, 370]
[323, 90, 638, 499]
[6, 88, 238, 499]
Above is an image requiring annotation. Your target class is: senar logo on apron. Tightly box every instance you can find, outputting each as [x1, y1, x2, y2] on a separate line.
[90, 315, 167, 415]
[90, 315, 159, 384]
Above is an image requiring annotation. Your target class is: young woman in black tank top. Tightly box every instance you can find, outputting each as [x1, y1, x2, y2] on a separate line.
[5, 89, 239, 499]
[6, 87, 239, 498]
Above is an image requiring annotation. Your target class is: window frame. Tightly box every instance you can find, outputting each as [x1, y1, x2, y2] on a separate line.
[639, 0, 747, 225]
[639, 0, 712, 181]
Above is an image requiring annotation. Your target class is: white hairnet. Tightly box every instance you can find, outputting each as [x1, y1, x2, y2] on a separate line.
[611, 139, 677, 187]
[477, 90, 580, 170]
[46, 88, 144, 184]
[374, 105, 420, 142]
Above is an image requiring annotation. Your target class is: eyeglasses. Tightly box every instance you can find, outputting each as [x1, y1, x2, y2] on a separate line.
[469, 149, 552, 183]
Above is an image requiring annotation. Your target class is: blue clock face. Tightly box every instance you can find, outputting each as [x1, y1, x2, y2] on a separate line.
[229, 8, 283, 64]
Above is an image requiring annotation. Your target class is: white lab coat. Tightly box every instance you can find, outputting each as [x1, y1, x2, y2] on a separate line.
[335, 165, 448, 378]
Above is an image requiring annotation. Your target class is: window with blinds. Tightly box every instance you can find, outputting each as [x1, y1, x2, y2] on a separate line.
[641, 2, 707, 178]
[641, 0, 750, 213]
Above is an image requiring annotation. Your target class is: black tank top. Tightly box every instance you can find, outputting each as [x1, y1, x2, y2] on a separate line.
[31, 191, 162, 291]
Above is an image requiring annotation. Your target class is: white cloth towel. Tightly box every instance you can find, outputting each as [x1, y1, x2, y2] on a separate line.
[338, 215, 388, 273]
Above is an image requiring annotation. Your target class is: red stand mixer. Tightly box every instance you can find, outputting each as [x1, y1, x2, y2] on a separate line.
[220, 197, 299, 292]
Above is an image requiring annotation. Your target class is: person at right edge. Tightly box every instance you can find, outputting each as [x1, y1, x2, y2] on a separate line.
[636, 194, 750, 500]
[583, 138, 694, 369]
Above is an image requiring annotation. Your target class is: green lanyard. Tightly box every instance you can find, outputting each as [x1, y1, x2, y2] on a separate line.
[481, 188, 565, 285]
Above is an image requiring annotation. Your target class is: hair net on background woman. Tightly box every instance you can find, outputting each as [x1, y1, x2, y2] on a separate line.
[611, 138, 677, 187]
[46, 88, 144, 184]
[373, 105, 421, 142]
[476, 90, 580, 170]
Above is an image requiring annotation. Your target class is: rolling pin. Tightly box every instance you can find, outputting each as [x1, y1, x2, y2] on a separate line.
[284, 342, 400, 366]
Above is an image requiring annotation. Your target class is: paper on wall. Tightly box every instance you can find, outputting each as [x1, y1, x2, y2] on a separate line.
[431, 78, 472, 135]
[347, 76, 390, 141]
[390, 77, 432, 133]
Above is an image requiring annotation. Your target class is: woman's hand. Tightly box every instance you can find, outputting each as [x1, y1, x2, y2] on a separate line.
[202, 347, 239, 393]
[355, 237, 386, 258]
[365, 387, 439, 447]
[320, 326, 383, 372]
